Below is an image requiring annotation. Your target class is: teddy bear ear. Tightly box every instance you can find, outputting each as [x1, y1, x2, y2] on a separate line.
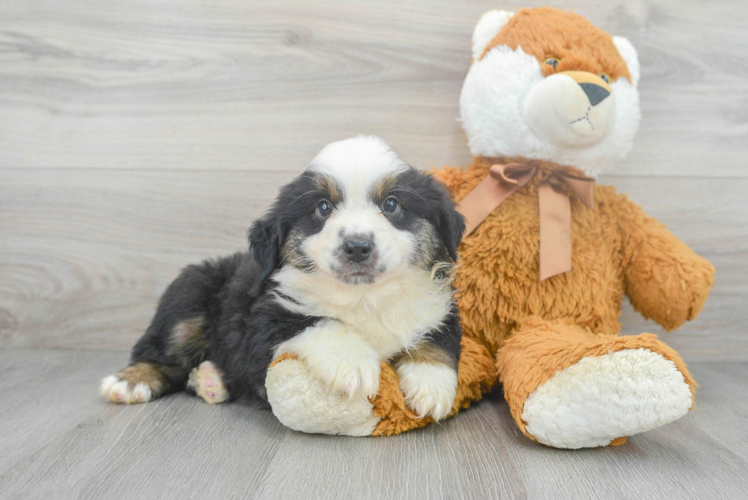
[471, 10, 514, 61]
[612, 36, 640, 87]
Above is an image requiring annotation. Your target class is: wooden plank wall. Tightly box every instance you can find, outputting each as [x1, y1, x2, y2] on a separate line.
[1, 0, 746, 360]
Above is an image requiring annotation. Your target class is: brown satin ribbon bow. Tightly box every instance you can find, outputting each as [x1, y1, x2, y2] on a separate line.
[456, 162, 595, 281]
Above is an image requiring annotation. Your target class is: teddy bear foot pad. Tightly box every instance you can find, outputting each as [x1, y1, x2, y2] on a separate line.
[522, 348, 693, 449]
[266, 357, 381, 436]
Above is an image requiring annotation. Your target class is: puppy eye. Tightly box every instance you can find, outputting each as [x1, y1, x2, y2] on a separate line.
[381, 196, 399, 214]
[316, 199, 333, 218]
[545, 57, 559, 70]
[600, 73, 610, 84]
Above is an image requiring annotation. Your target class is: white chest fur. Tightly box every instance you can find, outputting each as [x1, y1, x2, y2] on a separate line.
[271, 266, 453, 359]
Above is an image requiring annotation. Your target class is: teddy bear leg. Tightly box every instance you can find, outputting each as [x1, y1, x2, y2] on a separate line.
[496, 319, 697, 449]
[265, 337, 499, 436]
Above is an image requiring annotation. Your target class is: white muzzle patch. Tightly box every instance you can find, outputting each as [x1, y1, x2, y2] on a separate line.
[302, 202, 414, 285]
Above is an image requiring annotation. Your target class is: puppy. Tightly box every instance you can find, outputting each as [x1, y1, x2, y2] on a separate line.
[100, 136, 465, 420]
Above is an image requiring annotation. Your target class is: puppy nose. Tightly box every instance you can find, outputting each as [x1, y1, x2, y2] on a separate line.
[579, 83, 610, 107]
[343, 237, 374, 263]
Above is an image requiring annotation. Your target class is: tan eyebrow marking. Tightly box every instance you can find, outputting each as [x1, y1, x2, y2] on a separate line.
[371, 174, 398, 202]
[313, 174, 342, 203]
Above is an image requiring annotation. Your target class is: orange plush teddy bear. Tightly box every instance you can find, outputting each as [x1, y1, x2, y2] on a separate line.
[264, 7, 715, 448]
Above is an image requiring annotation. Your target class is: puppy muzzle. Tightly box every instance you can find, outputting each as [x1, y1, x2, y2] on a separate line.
[334, 233, 381, 284]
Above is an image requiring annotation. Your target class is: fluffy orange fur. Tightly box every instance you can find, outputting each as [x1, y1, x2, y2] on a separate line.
[365, 158, 712, 438]
[482, 7, 631, 82]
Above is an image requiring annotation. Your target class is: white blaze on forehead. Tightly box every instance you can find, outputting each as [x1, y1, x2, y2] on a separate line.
[307, 136, 409, 201]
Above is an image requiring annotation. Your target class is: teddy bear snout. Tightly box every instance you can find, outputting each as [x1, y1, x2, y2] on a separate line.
[579, 83, 610, 107]
[524, 70, 616, 149]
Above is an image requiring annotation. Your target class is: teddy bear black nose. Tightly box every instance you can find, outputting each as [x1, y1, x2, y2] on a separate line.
[343, 237, 374, 263]
[579, 83, 610, 107]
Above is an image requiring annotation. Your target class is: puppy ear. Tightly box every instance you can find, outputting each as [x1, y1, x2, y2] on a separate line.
[249, 172, 316, 280]
[248, 211, 287, 281]
[427, 176, 465, 262]
[438, 200, 466, 262]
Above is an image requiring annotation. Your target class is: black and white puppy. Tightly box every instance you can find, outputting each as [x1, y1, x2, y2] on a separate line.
[100, 136, 465, 420]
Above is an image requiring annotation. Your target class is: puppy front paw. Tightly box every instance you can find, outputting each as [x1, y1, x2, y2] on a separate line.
[274, 322, 381, 400]
[397, 362, 457, 421]
[297, 341, 380, 399]
[313, 354, 381, 400]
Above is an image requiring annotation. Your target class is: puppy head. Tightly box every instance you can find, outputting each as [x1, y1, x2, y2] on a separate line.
[249, 136, 465, 284]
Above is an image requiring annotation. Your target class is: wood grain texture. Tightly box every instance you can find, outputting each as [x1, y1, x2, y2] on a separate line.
[0, 350, 117, 475]
[0, 1, 746, 356]
[0, 350, 747, 499]
[0, 0, 746, 177]
[1, 169, 745, 360]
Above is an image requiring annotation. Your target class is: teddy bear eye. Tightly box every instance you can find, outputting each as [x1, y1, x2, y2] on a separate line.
[544, 57, 559, 70]
[600, 73, 610, 84]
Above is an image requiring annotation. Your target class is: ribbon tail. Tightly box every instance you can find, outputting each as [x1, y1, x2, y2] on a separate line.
[538, 183, 572, 281]
[456, 176, 520, 236]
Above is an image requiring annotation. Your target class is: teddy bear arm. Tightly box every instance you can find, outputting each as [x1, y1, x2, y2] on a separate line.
[615, 195, 715, 331]
[368, 335, 498, 435]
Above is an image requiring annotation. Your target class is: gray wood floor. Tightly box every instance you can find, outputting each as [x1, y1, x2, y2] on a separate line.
[2, 0, 748, 498]
[0, 350, 746, 500]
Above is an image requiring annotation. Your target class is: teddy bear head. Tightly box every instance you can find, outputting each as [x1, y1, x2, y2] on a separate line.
[460, 7, 641, 176]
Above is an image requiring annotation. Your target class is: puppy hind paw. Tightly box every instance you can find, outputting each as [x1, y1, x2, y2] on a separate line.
[100, 376, 154, 404]
[100, 375, 120, 398]
[188, 361, 229, 404]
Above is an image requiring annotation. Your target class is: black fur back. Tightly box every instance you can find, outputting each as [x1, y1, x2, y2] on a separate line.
[130, 252, 323, 404]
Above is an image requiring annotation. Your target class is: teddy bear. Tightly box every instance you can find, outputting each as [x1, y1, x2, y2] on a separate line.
[262, 7, 715, 448]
